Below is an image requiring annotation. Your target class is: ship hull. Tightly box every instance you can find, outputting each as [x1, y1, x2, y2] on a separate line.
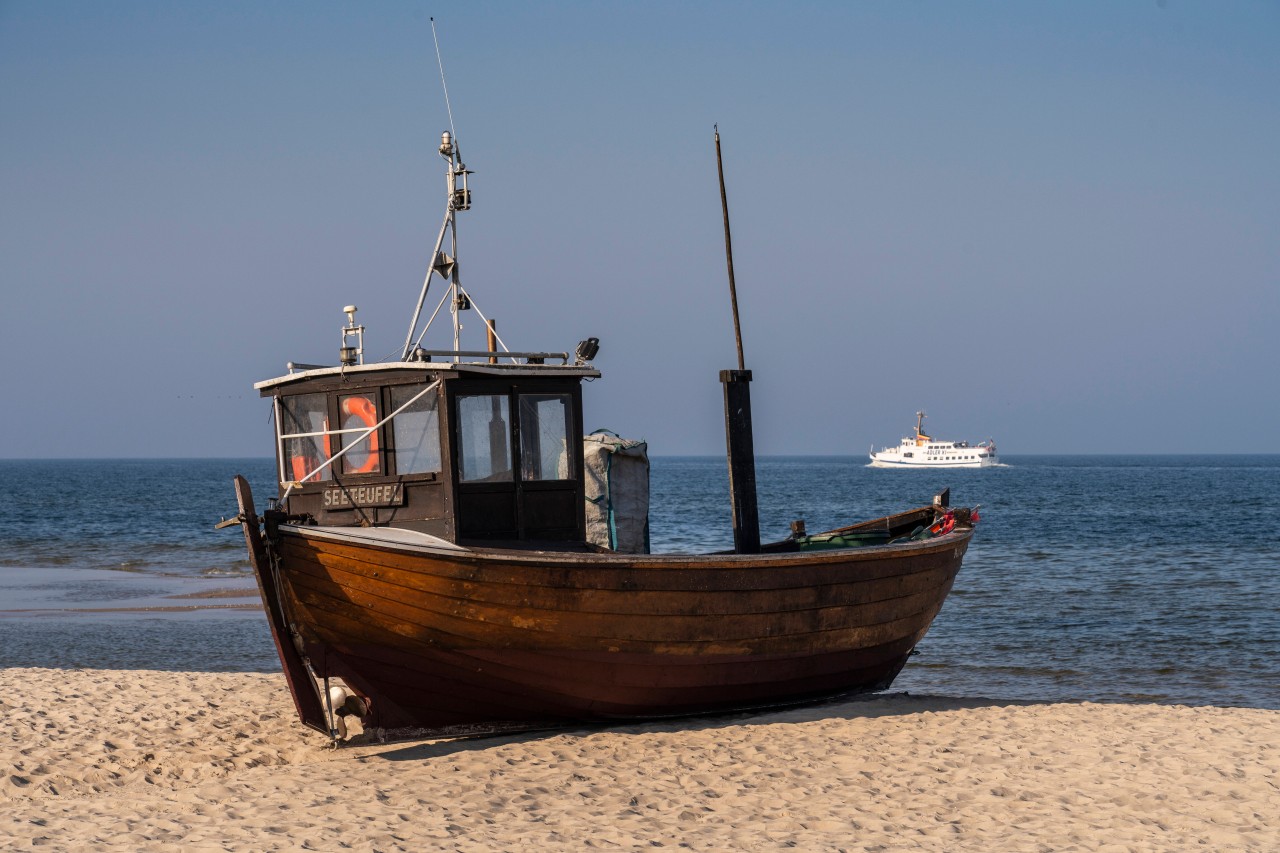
[239, 478, 971, 731]
[868, 455, 998, 469]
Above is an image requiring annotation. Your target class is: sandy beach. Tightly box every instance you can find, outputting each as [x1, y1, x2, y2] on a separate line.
[3, 668, 1276, 852]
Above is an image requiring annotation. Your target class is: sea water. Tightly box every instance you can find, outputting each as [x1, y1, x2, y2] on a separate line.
[1, 456, 1276, 709]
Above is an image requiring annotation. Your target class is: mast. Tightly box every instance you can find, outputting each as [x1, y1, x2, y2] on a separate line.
[915, 410, 930, 443]
[402, 20, 473, 361]
[402, 131, 472, 361]
[714, 126, 760, 554]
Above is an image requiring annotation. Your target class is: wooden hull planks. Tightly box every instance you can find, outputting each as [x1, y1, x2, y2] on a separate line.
[256, 516, 969, 730]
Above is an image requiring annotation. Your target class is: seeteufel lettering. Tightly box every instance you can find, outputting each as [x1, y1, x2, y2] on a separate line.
[322, 484, 404, 508]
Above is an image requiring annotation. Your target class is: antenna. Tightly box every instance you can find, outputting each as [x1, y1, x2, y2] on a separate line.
[402, 20, 475, 361]
[430, 17, 456, 141]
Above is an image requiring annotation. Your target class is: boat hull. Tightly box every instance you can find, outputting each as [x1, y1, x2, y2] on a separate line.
[868, 455, 998, 469]
[245, 497, 971, 731]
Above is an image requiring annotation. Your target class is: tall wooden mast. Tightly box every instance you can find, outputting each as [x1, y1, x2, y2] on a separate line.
[715, 126, 760, 554]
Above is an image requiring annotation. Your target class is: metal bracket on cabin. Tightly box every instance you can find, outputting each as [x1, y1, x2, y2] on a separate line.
[411, 349, 571, 363]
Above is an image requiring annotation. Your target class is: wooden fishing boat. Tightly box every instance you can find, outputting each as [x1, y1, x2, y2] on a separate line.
[233, 473, 973, 734]
[229, 123, 977, 739]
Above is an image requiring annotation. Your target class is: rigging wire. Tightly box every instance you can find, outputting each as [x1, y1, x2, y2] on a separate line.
[464, 293, 516, 360]
[412, 286, 456, 351]
[411, 286, 517, 363]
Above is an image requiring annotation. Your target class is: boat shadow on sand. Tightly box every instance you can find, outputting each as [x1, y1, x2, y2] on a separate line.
[356, 693, 1042, 763]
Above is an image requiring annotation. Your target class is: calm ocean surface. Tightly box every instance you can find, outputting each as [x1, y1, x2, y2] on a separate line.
[1, 456, 1276, 709]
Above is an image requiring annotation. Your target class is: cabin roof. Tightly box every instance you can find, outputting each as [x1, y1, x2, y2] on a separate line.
[255, 359, 602, 392]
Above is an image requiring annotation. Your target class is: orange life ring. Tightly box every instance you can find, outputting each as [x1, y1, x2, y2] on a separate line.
[291, 455, 313, 483]
[342, 397, 380, 474]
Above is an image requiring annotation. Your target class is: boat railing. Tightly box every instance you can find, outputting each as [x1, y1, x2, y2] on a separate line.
[287, 349, 572, 375]
[407, 349, 571, 364]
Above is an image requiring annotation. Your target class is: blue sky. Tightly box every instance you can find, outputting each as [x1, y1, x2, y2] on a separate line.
[3, 1, 1277, 456]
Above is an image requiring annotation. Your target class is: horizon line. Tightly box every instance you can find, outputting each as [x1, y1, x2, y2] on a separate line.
[4, 453, 1280, 462]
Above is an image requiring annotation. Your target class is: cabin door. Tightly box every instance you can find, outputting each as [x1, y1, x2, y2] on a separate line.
[452, 386, 583, 541]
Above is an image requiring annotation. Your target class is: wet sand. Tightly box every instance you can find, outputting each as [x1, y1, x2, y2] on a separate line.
[0, 565, 261, 616]
[4, 667, 1277, 851]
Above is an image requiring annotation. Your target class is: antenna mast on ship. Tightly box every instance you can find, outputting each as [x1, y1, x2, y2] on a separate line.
[402, 18, 475, 362]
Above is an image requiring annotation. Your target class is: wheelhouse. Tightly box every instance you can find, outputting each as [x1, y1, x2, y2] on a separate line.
[256, 358, 600, 545]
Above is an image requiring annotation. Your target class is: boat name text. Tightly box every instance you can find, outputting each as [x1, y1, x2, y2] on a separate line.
[322, 484, 405, 509]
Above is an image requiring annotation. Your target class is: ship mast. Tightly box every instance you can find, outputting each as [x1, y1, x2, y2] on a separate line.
[401, 132, 474, 362]
[714, 126, 760, 554]
[401, 20, 474, 362]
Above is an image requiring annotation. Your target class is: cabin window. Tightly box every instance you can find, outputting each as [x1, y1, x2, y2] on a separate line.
[337, 392, 382, 476]
[457, 394, 512, 482]
[518, 393, 573, 481]
[278, 393, 333, 483]
[390, 384, 441, 475]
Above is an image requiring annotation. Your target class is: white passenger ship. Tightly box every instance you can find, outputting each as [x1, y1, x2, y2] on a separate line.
[869, 412, 997, 468]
